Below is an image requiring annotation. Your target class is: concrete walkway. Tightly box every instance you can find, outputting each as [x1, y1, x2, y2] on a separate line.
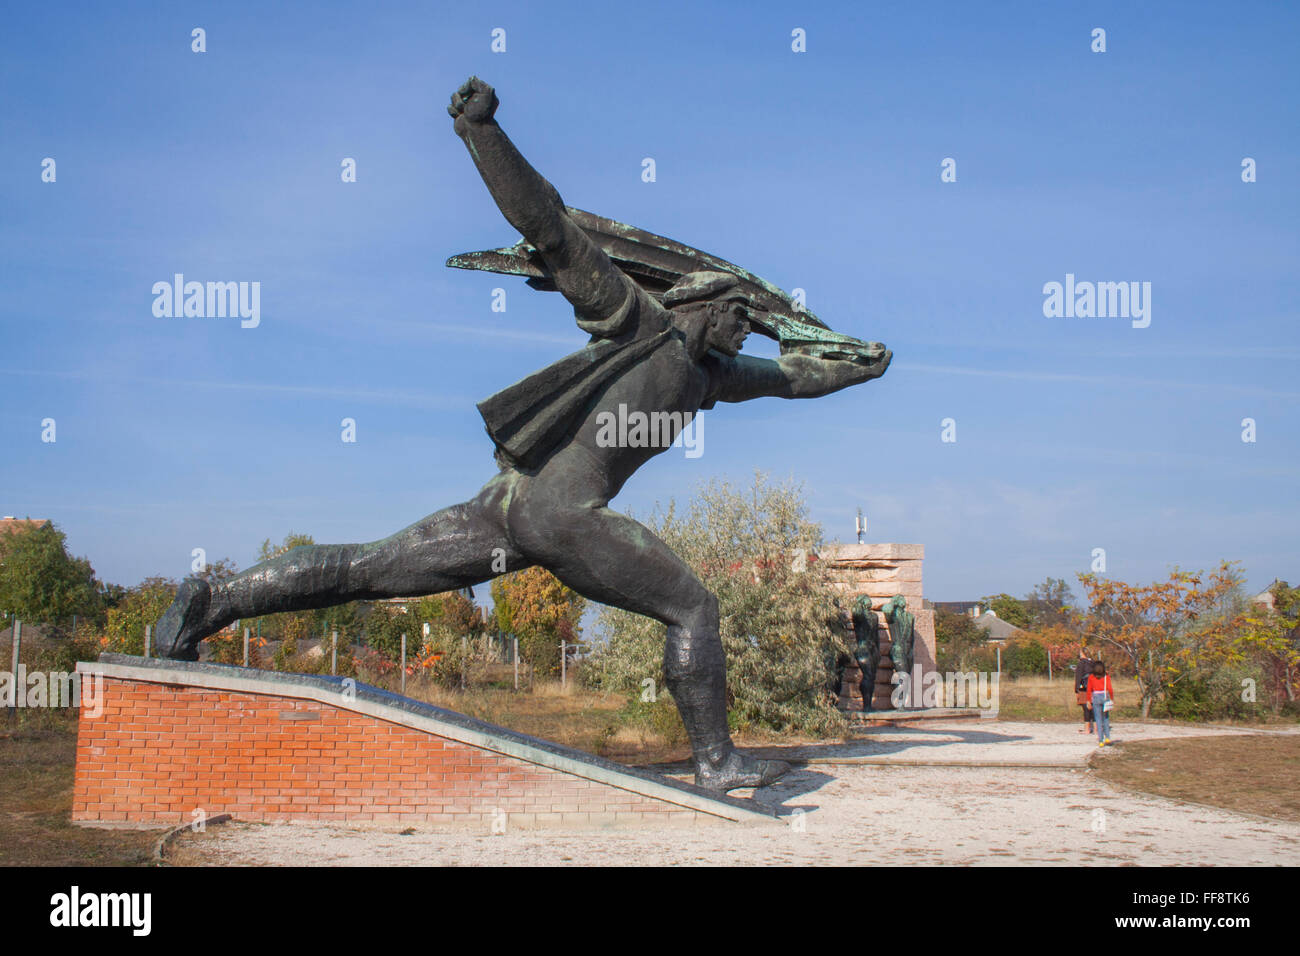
[754, 718, 1299, 768]
[173, 721, 1300, 866]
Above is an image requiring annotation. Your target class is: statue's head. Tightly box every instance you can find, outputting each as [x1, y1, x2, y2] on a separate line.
[663, 271, 760, 357]
[882, 594, 907, 618]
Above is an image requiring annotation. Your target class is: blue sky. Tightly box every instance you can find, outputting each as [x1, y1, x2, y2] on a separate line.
[2, 0, 1296, 604]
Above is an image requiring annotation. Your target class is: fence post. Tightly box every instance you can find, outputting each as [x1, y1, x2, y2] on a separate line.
[332, 630, 338, 676]
[400, 632, 407, 695]
[560, 639, 566, 690]
[8, 619, 20, 722]
[513, 636, 519, 692]
[243, 628, 250, 667]
[144, 624, 151, 659]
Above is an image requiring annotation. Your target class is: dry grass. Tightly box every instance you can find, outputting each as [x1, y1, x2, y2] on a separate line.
[994, 675, 1138, 723]
[388, 677, 692, 764]
[0, 711, 163, 866]
[1093, 734, 1300, 822]
[995, 675, 1297, 727]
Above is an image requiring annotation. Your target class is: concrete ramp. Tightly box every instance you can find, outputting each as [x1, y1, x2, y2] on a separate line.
[72, 654, 777, 829]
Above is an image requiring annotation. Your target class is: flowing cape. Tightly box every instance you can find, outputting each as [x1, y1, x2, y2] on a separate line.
[476, 327, 674, 470]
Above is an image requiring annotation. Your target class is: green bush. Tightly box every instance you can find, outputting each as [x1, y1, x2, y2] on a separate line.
[587, 474, 849, 737]
[614, 692, 688, 747]
[1163, 665, 1269, 722]
[1002, 639, 1048, 677]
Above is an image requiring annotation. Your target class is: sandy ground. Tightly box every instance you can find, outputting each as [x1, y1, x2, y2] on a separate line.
[173, 720, 1300, 866]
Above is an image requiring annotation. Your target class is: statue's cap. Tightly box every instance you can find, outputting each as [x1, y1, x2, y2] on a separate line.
[664, 271, 750, 308]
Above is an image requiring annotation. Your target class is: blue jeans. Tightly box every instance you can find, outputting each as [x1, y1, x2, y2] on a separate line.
[1092, 691, 1111, 742]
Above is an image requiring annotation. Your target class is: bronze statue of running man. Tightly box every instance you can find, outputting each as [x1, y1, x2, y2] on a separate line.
[156, 77, 892, 791]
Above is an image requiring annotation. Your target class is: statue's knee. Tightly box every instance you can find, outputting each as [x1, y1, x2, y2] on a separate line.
[676, 590, 718, 633]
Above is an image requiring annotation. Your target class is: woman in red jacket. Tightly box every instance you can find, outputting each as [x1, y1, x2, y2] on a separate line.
[1087, 660, 1114, 747]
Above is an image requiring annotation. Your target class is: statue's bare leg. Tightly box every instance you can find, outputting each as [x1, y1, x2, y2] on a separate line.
[507, 473, 790, 792]
[155, 474, 527, 660]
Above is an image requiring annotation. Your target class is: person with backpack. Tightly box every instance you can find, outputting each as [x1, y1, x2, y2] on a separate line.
[1075, 647, 1095, 735]
[1087, 660, 1115, 747]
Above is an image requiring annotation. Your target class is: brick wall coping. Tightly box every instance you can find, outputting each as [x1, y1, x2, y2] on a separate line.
[81, 654, 778, 825]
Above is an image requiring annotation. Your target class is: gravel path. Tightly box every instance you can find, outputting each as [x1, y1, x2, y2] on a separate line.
[173, 721, 1300, 866]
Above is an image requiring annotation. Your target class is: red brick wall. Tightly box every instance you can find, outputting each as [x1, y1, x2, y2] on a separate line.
[72, 676, 706, 828]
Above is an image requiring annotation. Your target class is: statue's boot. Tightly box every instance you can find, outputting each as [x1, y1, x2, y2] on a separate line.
[153, 577, 214, 661]
[694, 743, 791, 792]
[664, 623, 790, 792]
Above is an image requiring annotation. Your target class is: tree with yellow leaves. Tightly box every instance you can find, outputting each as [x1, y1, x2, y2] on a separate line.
[491, 566, 585, 677]
[1232, 581, 1300, 712]
[1078, 562, 1242, 718]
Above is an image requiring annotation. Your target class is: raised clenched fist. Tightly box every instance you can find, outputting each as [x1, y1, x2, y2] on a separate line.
[447, 76, 498, 134]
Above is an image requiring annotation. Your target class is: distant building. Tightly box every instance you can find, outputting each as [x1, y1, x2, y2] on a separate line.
[0, 516, 50, 537]
[0, 517, 51, 559]
[928, 600, 982, 617]
[1250, 581, 1281, 611]
[972, 609, 1028, 644]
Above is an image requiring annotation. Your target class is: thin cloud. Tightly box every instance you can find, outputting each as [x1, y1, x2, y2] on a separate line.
[0, 368, 469, 410]
[901, 363, 1300, 400]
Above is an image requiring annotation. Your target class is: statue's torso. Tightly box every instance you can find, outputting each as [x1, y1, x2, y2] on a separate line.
[535, 332, 714, 502]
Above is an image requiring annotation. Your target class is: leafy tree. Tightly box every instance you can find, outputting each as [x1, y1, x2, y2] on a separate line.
[97, 581, 128, 616]
[1025, 577, 1079, 631]
[1231, 581, 1300, 711]
[934, 608, 989, 671]
[587, 473, 849, 735]
[1002, 638, 1049, 677]
[405, 591, 484, 645]
[1026, 620, 1090, 679]
[272, 613, 310, 671]
[363, 603, 419, 660]
[492, 567, 584, 677]
[1079, 562, 1241, 718]
[257, 532, 315, 562]
[312, 601, 362, 642]
[103, 577, 178, 655]
[195, 557, 239, 586]
[0, 522, 102, 624]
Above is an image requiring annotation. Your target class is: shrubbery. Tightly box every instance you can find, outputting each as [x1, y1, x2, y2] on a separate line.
[585, 473, 849, 736]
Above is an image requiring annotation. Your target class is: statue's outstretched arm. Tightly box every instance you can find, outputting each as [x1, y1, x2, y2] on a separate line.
[711, 351, 892, 403]
[448, 77, 633, 331]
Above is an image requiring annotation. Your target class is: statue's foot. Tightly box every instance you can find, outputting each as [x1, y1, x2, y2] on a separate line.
[153, 577, 213, 661]
[694, 747, 790, 793]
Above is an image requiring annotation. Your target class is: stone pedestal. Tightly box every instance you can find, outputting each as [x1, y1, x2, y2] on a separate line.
[837, 661, 866, 711]
[821, 543, 937, 710]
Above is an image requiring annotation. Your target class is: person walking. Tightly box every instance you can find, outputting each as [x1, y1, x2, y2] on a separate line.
[1087, 660, 1115, 747]
[1075, 647, 1095, 735]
